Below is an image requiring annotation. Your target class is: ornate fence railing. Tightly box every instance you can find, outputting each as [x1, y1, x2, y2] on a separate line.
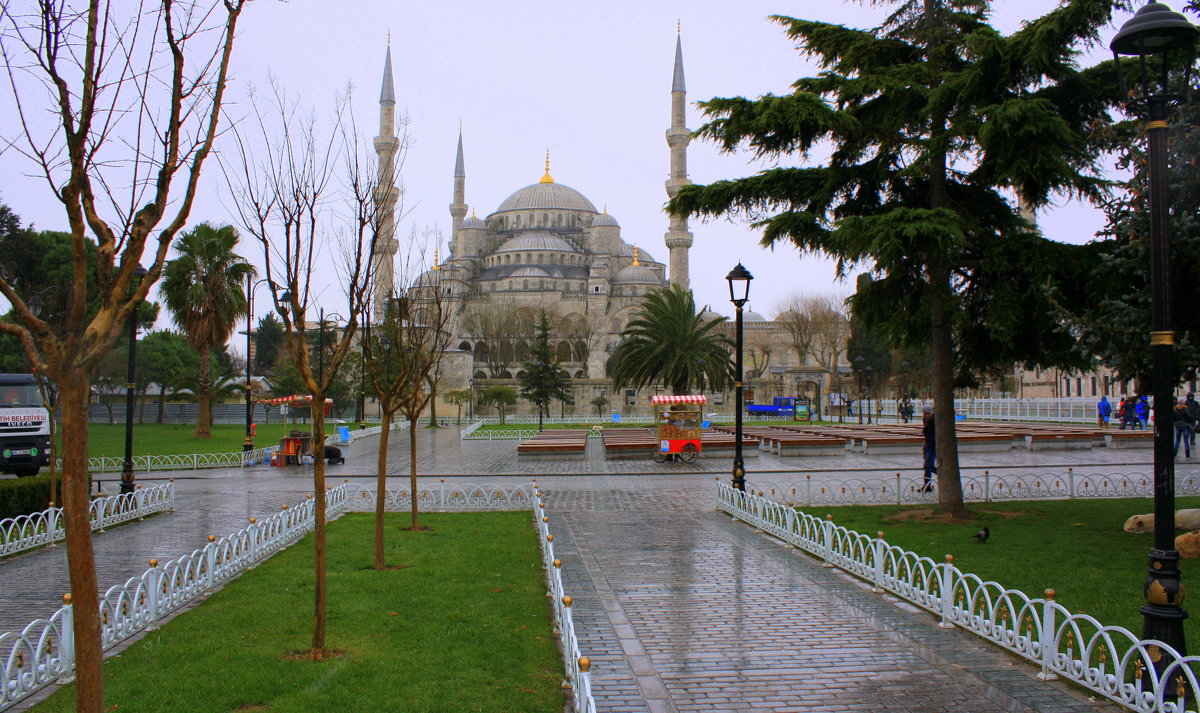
[717, 482, 1200, 713]
[341, 480, 537, 511]
[532, 481, 595, 713]
[0, 483, 175, 559]
[744, 469, 1200, 508]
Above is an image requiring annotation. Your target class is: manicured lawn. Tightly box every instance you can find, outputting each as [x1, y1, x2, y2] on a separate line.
[799, 497, 1200, 638]
[73, 422, 304, 459]
[32, 512, 564, 713]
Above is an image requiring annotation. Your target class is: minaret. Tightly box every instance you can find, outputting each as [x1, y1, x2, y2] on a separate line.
[449, 125, 467, 233]
[664, 29, 694, 290]
[373, 39, 401, 321]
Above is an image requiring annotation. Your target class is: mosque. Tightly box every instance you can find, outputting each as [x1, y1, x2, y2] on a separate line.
[368, 36, 838, 417]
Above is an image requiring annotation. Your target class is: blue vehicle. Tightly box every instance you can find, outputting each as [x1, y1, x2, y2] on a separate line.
[746, 396, 810, 420]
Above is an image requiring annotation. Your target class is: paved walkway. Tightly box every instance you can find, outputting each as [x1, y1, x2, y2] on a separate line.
[1, 426, 1165, 710]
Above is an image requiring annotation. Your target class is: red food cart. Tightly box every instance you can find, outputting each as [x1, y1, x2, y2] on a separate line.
[651, 394, 705, 463]
[257, 395, 334, 465]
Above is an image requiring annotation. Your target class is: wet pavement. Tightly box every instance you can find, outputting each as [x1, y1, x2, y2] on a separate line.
[1, 425, 1159, 711]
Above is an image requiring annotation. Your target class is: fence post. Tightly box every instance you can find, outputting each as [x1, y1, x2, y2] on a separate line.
[806, 474, 813, 508]
[248, 518, 259, 562]
[192, 453, 198, 470]
[135, 486, 145, 520]
[821, 514, 835, 568]
[49, 504, 62, 546]
[895, 472, 902, 506]
[440, 478, 446, 508]
[168, 479, 176, 512]
[1068, 468, 1075, 499]
[984, 470, 991, 503]
[146, 559, 160, 631]
[871, 532, 885, 593]
[1036, 589, 1059, 680]
[938, 555, 956, 629]
[205, 537, 217, 592]
[57, 593, 75, 683]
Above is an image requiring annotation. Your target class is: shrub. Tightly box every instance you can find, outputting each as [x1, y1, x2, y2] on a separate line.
[0, 474, 59, 519]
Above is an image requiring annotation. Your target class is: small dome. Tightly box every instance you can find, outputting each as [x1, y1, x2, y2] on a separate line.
[700, 310, 725, 322]
[591, 212, 619, 227]
[460, 215, 487, 230]
[744, 310, 767, 322]
[495, 182, 597, 213]
[497, 232, 579, 253]
[510, 266, 550, 278]
[612, 264, 662, 285]
[619, 243, 655, 263]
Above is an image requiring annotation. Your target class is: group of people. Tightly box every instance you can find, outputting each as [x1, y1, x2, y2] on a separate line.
[1097, 392, 1199, 458]
[1096, 394, 1151, 430]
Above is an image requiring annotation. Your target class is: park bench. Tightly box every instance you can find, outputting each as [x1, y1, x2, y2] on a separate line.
[517, 430, 589, 460]
[1105, 431, 1154, 448]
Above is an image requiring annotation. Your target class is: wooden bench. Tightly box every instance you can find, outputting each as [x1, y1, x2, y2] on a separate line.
[517, 431, 589, 460]
[1106, 431, 1154, 449]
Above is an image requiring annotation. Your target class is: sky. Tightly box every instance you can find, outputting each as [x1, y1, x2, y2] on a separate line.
[0, 0, 1133, 329]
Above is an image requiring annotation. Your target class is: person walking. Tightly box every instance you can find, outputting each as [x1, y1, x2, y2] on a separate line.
[1186, 393, 1199, 447]
[921, 405, 936, 492]
[1097, 395, 1112, 429]
[1174, 399, 1195, 459]
[1135, 395, 1150, 430]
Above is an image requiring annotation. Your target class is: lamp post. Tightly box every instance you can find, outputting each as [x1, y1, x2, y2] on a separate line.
[244, 277, 275, 452]
[726, 263, 753, 491]
[1110, 1, 1198, 659]
[120, 264, 147, 495]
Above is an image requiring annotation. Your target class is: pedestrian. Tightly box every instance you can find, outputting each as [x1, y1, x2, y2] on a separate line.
[1117, 396, 1129, 430]
[1136, 395, 1150, 430]
[1097, 395, 1112, 429]
[1174, 399, 1195, 459]
[1186, 393, 1199, 447]
[921, 405, 936, 492]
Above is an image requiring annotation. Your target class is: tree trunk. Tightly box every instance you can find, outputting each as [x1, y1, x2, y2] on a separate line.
[156, 390, 166, 424]
[425, 376, 438, 427]
[59, 379, 104, 713]
[409, 418, 419, 530]
[195, 345, 213, 438]
[374, 411, 392, 569]
[310, 404, 328, 655]
[138, 389, 146, 424]
[929, 262, 966, 518]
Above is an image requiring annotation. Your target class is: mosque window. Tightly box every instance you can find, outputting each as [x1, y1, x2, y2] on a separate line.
[555, 213, 562, 226]
[523, 280, 528, 290]
[594, 286, 600, 293]
[542, 213, 548, 227]
[514, 215, 521, 228]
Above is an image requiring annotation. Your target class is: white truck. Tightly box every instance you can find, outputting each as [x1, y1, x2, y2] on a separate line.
[0, 374, 52, 477]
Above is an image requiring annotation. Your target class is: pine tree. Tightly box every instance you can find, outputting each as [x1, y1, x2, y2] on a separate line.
[669, 1, 1120, 517]
[520, 312, 573, 429]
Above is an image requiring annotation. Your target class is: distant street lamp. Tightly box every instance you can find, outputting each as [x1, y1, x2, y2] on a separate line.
[1110, 1, 1198, 659]
[244, 277, 275, 452]
[120, 264, 147, 495]
[726, 263, 753, 492]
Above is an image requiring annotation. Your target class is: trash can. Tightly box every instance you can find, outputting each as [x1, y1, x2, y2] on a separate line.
[337, 426, 351, 444]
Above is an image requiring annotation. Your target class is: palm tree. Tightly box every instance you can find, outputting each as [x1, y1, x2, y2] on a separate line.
[611, 284, 733, 396]
[161, 223, 256, 438]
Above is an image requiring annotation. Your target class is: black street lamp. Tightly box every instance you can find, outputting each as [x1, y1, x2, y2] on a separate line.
[1110, 1, 1198, 660]
[243, 277, 275, 452]
[120, 264, 147, 495]
[726, 263, 753, 492]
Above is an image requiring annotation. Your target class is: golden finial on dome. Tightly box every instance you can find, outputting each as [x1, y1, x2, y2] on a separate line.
[432, 246, 440, 270]
[677, 19, 681, 34]
[539, 150, 554, 184]
[388, 30, 391, 46]
[632, 245, 640, 266]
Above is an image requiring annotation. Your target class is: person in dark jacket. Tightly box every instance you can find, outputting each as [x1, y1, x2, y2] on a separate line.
[324, 444, 345, 465]
[921, 405, 936, 492]
[1176, 400, 1196, 458]
[1186, 393, 1199, 447]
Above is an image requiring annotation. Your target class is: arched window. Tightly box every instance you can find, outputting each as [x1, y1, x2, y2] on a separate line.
[542, 213, 548, 227]
[522, 280, 529, 290]
[555, 213, 562, 226]
[514, 215, 521, 228]
[557, 341, 571, 361]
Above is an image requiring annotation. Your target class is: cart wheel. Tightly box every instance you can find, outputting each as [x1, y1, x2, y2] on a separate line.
[653, 451, 668, 463]
[680, 443, 699, 463]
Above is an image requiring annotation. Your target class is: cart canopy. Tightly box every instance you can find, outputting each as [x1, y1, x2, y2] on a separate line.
[650, 395, 707, 405]
[257, 395, 334, 406]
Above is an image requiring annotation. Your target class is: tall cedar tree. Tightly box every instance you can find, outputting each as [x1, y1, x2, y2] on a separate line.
[520, 312, 574, 429]
[669, 1, 1120, 517]
[1075, 31, 1200, 387]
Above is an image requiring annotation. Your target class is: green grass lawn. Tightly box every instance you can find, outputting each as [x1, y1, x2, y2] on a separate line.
[32, 512, 563, 713]
[72, 422, 314, 459]
[799, 497, 1200, 638]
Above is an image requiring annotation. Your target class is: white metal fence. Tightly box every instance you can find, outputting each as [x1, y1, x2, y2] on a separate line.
[746, 469, 1200, 508]
[533, 483, 596, 713]
[717, 482, 1200, 713]
[0, 483, 175, 559]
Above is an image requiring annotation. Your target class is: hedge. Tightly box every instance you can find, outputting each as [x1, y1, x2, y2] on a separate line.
[0, 474, 61, 519]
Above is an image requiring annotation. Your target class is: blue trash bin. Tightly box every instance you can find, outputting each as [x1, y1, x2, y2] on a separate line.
[337, 426, 351, 444]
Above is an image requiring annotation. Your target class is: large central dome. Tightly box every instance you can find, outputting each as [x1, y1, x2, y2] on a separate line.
[495, 182, 597, 213]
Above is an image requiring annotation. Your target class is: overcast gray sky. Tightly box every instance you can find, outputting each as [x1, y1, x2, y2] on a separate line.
[1, 0, 1129, 328]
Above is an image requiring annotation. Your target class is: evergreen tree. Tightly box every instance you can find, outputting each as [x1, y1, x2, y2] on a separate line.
[519, 312, 573, 429]
[670, 2, 1119, 517]
[254, 313, 286, 373]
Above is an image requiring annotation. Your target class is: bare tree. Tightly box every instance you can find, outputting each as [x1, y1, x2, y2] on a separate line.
[745, 331, 773, 378]
[462, 299, 531, 377]
[552, 308, 606, 377]
[773, 293, 825, 368]
[364, 231, 452, 556]
[810, 296, 851, 376]
[225, 82, 377, 659]
[0, 3, 247, 709]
